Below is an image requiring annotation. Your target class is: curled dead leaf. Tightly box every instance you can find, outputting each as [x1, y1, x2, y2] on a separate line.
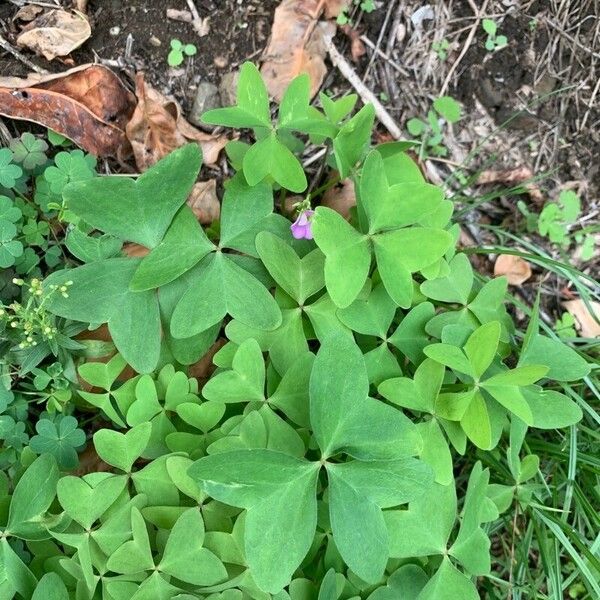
[0, 64, 135, 157]
[562, 300, 600, 338]
[494, 254, 532, 286]
[126, 73, 228, 171]
[17, 9, 91, 61]
[13, 5, 44, 22]
[340, 24, 366, 62]
[322, 178, 356, 219]
[188, 180, 220, 225]
[261, 0, 335, 101]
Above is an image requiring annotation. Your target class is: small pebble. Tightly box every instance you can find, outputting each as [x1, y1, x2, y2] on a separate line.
[214, 56, 228, 69]
[110, 26, 120, 36]
[149, 35, 161, 47]
[189, 82, 221, 128]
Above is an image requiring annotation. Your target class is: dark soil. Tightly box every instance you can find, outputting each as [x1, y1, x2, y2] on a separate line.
[0, 0, 278, 115]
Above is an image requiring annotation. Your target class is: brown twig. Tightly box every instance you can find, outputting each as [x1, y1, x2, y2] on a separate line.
[326, 38, 402, 139]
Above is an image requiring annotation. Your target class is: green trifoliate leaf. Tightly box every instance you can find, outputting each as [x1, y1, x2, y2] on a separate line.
[159, 509, 227, 585]
[367, 565, 428, 600]
[337, 283, 396, 338]
[171, 252, 282, 338]
[65, 144, 201, 248]
[189, 449, 320, 594]
[333, 104, 375, 178]
[312, 206, 371, 308]
[310, 331, 421, 460]
[107, 507, 154, 574]
[57, 473, 127, 529]
[359, 150, 443, 232]
[388, 301, 435, 364]
[256, 231, 326, 304]
[202, 338, 265, 403]
[93, 422, 152, 472]
[243, 131, 307, 192]
[420, 252, 473, 304]
[130, 206, 215, 291]
[29, 415, 85, 469]
[10, 132, 48, 170]
[45, 259, 161, 373]
[522, 388, 582, 428]
[0, 148, 24, 188]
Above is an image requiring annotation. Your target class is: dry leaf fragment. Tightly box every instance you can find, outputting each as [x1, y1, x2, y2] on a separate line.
[340, 24, 366, 62]
[17, 9, 91, 61]
[261, 0, 335, 101]
[324, 0, 351, 18]
[188, 180, 220, 224]
[125, 73, 228, 171]
[476, 167, 544, 204]
[13, 5, 44, 22]
[322, 178, 356, 219]
[494, 254, 532, 285]
[562, 300, 600, 338]
[0, 64, 135, 157]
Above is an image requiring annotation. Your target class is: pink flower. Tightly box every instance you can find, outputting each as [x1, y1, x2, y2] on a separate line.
[290, 210, 315, 240]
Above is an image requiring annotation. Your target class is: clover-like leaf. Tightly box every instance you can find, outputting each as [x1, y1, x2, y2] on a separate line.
[29, 415, 85, 469]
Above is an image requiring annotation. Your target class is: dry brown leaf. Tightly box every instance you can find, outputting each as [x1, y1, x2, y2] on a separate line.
[494, 254, 532, 286]
[476, 167, 544, 204]
[13, 5, 44, 22]
[126, 73, 228, 171]
[0, 64, 135, 157]
[324, 0, 351, 18]
[188, 180, 220, 224]
[17, 9, 91, 61]
[261, 0, 335, 101]
[340, 24, 366, 62]
[322, 178, 356, 219]
[562, 300, 600, 338]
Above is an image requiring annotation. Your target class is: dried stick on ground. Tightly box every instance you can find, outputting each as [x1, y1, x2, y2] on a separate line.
[326, 38, 402, 139]
[0, 34, 48, 74]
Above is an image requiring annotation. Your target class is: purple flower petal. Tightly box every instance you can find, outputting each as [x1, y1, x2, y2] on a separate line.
[291, 210, 315, 240]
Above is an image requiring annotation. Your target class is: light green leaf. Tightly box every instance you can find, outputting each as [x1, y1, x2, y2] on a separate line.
[256, 232, 325, 303]
[417, 558, 478, 600]
[171, 253, 282, 337]
[333, 104, 375, 178]
[202, 339, 266, 403]
[243, 132, 307, 192]
[463, 321, 500, 379]
[32, 573, 69, 600]
[130, 206, 215, 290]
[93, 423, 152, 472]
[388, 301, 435, 364]
[310, 332, 421, 460]
[312, 207, 371, 308]
[107, 507, 154, 574]
[420, 252, 473, 304]
[189, 450, 320, 593]
[523, 388, 582, 428]
[8, 454, 58, 538]
[65, 144, 201, 248]
[159, 509, 227, 585]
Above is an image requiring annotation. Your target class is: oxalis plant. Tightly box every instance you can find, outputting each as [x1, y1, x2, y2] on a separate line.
[0, 63, 590, 599]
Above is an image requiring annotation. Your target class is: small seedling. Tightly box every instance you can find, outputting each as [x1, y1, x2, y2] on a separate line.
[432, 39, 450, 61]
[337, 0, 377, 25]
[555, 312, 577, 339]
[482, 18, 507, 51]
[518, 190, 597, 260]
[407, 95, 462, 159]
[168, 39, 197, 67]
